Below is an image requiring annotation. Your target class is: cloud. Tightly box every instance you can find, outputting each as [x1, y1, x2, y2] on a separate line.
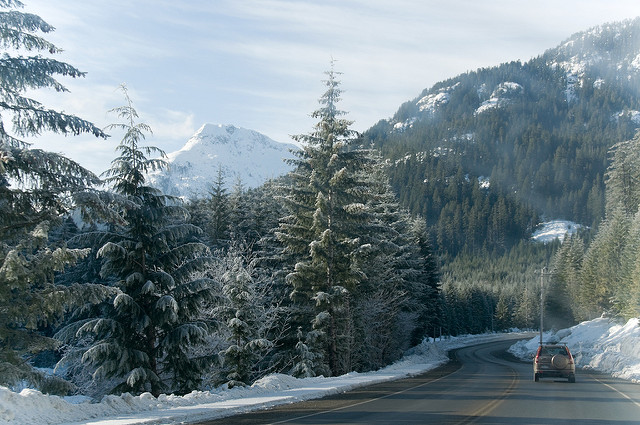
[146, 109, 197, 152]
[15, 0, 640, 173]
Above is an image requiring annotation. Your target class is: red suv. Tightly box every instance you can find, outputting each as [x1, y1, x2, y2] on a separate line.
[533, 344, 576, 383]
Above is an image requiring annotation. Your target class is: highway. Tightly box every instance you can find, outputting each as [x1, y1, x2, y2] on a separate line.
[195, 338, 640, 424]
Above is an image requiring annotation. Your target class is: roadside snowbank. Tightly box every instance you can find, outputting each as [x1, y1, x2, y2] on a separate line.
[0, 333, 515, 425]
[509, 317, 640, 382]
[3, 317, 638, 425]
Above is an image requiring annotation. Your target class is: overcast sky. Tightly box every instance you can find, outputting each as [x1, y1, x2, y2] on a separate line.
[18, 0, 640, 173]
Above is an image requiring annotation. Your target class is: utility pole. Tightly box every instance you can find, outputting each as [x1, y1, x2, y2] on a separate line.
[539, 267, 550, 345]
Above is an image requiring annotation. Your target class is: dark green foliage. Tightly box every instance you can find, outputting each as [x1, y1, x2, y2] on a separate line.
[275, 65, 441, 376]
[440, 241, 557, 335]
[548, 233, 585, 327]
[0, 0, 108, 394]
[361, 20, 640, 335]
[57, 87, 216, 396]
[554, 129, 640, 320]
[277, 65, 373, 376]
[386, 152, 539, 256]
[365, 21, 640, 257]
[201, 167, 231, 247]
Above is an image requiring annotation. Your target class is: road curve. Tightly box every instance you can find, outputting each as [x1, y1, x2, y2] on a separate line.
[194, 338, 640, 424]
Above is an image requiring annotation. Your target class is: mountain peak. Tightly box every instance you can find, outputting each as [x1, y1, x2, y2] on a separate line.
[196, 123, 237, 137]
[147, 124, 298, 199]
[181, 123, 256, 150]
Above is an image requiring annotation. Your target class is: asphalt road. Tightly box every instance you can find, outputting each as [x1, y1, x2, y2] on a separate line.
[194, 338, 640, 424]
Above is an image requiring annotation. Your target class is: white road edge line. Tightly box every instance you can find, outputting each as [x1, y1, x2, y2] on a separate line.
[593, 377, 640, 409]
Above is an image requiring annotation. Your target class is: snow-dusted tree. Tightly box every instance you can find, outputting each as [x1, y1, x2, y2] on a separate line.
[217, 248, 276, 387]
[57, 86, 216, 396]
[290, 327, 317, 378]
[276, 64, 373, 376]
[186, 167, 230, 249]
[0, 0, 109, 393]
[352, 159, 440, 369]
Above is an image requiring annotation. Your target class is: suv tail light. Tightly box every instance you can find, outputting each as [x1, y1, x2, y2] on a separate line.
[566, 348, 574, 364]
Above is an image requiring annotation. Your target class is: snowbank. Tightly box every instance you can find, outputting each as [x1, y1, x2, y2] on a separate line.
[509, 317, 640, 382]
[3, 319, 638, 425]
[0, 333, 513, 425]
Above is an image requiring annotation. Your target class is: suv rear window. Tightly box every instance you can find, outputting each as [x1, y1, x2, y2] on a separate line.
[539, 346, 568, 356]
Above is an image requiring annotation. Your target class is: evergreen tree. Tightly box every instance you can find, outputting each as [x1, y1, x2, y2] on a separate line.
[0, 0, 108, 393]
[624, 210, 640, 319]
[405, 218, 441, 345]
[580, 206, 630, 318]
[290, 327, 317, 378]
[352, 157, 441, 367]
[549, 233, 584, 325]
[186, 167, 230, 249]
[57, 86, 216, 396]
[605, 132, 640, 217]
[228, 177, 253, 242]
[493, 294, 511, 331]
[218, 248, 276, 387]
[276, 64, 372, 376]
[208, 167, 231, 246]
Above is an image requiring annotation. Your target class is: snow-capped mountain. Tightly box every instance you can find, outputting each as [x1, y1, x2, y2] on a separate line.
[389, 18, 640, 133]
[146, 124, 298, 199]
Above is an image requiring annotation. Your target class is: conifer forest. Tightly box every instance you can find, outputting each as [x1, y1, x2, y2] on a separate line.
[2, 0, 640, 400]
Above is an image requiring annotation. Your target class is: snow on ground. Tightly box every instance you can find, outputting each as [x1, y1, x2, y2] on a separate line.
[0, 333, 518, 425]
[509, 317, 640, 382]
[2, 317, 639, 425]
[531, 219, 581, 243]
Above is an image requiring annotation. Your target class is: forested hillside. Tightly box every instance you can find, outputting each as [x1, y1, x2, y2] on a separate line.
[365, 18, 640, 256]
[550, 129, 640, 327]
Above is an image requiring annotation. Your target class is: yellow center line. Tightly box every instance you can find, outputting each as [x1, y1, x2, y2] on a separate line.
[268, 369, 455, 425]
[458, 366, 519, 424]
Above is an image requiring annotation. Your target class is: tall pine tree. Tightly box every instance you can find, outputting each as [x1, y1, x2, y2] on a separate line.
[0, 0, 108, 393]
[276, 64, 378, 376]
[57, 86, 216, 396]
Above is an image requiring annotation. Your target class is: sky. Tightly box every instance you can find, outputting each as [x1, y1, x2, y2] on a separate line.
[15, 0, 640, 174]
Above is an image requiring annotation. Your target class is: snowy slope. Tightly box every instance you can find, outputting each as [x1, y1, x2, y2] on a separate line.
[146, 124, 298, 199]
[388, 18, 640, 132]
[532, 219, 581, 243]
